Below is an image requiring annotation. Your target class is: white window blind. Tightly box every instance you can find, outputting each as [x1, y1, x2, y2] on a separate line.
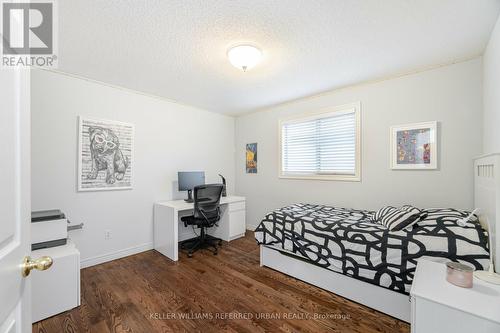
[281, 109, 358, 177]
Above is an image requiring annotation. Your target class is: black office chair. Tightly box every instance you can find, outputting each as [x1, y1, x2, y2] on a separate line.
[180, 184, 224, 257]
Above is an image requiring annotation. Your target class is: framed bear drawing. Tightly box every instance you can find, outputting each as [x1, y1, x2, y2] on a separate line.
[78, 116, 134, 191]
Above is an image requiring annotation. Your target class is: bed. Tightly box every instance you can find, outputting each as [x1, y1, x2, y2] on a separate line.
[256, 204, 489, 294]
[256, 154, 499, 322]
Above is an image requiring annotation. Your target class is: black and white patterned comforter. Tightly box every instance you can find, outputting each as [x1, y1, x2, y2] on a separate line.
[255, 204, 489, 294]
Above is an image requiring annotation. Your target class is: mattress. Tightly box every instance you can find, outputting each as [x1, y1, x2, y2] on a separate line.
[255, 203, 489, 294]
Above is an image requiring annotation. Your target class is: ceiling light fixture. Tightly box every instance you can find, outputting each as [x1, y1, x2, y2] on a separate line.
[227, 45, 262, 72]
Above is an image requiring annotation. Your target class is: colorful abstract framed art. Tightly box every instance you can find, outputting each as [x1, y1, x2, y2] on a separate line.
[390, 121, 437, 170]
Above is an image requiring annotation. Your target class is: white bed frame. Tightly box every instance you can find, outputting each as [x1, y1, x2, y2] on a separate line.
[474, 154, 500, 271]
[259, 154, 500, 323]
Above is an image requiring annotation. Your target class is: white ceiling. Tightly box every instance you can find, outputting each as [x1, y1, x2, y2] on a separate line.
[58, 0, 500, 115]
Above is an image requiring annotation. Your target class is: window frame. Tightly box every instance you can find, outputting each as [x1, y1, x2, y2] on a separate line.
[278, 102, 361, 181]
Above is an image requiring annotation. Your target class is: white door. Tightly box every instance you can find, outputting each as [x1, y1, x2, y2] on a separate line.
[0, 66, 32, 332]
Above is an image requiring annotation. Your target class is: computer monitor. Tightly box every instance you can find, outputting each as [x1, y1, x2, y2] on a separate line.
[178, 171, 205, 202]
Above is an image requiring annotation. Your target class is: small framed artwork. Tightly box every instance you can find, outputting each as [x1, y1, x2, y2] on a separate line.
[78, 116, 134, 191]
[246, 143, 257, 173]
[390, 121, 437, 170]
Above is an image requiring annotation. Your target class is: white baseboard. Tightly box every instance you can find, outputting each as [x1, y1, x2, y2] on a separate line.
[80, 242, 153, 268]
[246, 224, 258, 231]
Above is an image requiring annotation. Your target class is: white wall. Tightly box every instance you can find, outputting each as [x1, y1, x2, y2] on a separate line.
[32, 57, 486, 259]
[483, 15, 500, 154]
[31, 69, 235, 266]
[235, 59, 483, 229]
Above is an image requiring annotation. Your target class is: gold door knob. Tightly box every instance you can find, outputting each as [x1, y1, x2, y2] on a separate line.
[21, 256, 53, 277]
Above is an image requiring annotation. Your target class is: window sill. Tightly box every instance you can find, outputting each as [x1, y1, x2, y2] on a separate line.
[279, 174, 361, 182]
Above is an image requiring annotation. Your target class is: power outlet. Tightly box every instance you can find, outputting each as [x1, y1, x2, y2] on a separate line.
[104, 229, 111, 240]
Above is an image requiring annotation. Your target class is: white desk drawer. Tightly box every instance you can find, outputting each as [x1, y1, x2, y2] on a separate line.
[228, 201, 245, 212]
[229, 209, 246, 238]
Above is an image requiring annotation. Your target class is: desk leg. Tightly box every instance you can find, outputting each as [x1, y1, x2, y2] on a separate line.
[173, 209, 178, 260]
[154, 205, 179, 261]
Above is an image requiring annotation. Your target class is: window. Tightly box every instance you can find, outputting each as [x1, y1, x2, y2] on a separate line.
[279, 103, 361, 181]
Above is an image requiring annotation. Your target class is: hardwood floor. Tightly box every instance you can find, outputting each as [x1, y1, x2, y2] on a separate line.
[33, 232, 410, 333]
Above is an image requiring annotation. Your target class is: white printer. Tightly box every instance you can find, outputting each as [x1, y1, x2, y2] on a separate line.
[31, 209, 68, 250]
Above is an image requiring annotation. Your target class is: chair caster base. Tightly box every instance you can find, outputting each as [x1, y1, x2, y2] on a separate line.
[180, 234, 222, 258]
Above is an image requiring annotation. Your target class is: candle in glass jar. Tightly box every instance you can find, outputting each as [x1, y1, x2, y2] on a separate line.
[446, 262, 474, 288]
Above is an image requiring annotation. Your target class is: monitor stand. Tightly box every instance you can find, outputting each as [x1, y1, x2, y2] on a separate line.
[184, 189, 194, 203]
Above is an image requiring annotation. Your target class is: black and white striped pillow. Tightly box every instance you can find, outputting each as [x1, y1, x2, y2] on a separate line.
[373, 205, 422, 231]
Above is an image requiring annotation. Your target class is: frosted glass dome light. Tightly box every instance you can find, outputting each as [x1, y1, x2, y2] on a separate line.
[227, 45, 262, 72]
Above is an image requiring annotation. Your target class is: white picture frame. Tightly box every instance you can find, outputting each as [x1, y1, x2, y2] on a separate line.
[390, 121, 437, 170]
[78, 116, 134, 191]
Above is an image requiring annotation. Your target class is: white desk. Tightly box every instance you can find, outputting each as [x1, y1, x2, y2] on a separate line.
[154, 196, 246, 261]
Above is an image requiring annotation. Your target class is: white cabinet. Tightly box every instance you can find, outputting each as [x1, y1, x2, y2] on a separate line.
[31, 240, 81, 323]
[410, 259, 500, 333]
[228, 201, 246, 240]
[210, 200, 246, 242]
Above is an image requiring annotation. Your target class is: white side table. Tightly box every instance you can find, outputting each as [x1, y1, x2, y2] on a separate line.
[410, 259, 500, 333]
[31, 240, 81, 323]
